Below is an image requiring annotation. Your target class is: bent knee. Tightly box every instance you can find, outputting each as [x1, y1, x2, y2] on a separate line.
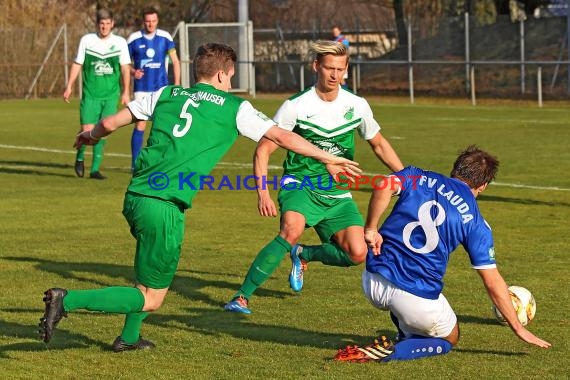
[346, 245, 368, 264]
[279, 230, 303, 246]
[142, 296, 165, 312]
[444, 324, 460, 346]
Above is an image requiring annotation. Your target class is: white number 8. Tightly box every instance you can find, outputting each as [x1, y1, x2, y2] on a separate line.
[403, 200, 446, 254]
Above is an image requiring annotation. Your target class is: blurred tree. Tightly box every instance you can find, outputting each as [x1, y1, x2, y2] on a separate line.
[0, 0, 93, 28]
[95, 0, 235, 27]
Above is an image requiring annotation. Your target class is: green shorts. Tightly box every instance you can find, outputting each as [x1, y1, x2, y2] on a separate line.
[79, 96, 119, 125]
[278, 187, 363, 243]
[122, 192, 185, 289]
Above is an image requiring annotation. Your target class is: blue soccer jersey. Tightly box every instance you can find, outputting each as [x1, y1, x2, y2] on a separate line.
[366, 166, 497, 299]
[127, 29, 176, 92]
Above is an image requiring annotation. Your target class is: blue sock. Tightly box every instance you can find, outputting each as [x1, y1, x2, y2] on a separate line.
[131, 129, 144, 170]
[383, 336, 453, 361]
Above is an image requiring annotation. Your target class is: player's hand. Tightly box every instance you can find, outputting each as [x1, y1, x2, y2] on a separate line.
[514, 327, 552, 349]
[257, 191, 277, 217]
[364, 227, 382, 255]
[134, 69, 144, 79]
[73, 130, 99, 149]
[63, 88, 72, 103]
[120, 93, 130, 106]
[325, 162, 362, 182]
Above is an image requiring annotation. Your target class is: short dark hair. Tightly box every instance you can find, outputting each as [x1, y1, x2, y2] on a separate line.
[142, 6, 159, 18]
[193, 43, 237, 81]
[450, 145, 499, 188]
[96, 8, 113, 23]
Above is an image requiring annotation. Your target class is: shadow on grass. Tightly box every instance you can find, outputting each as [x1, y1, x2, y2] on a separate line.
[0, 160, 128, 178]
[146, 308, 384, 350]
[3, 257, 527, 355]
[2, 257, 379, 351]
[0, 160, 72, 169]
[0, 167, 76, 178]
[4, 256, 290, 311]
[454, 348, 527, 357]
[0, 159, 76, 177]
[0, 319, 108, 359]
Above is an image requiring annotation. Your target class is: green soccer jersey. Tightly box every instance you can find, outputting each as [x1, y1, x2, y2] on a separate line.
[273, 86, 381, 197]
[75, 33, 130, 99]
[127, 84, 275, 209]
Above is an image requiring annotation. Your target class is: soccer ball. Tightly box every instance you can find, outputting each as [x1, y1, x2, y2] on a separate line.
[492, 285, 536, 326]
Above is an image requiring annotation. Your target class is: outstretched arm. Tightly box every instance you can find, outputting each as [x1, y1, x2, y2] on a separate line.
[74, 108, 136, 149]
[477, 268, 551, 348]
[367, 132, 404, 172]
[262, 126, 361, 176]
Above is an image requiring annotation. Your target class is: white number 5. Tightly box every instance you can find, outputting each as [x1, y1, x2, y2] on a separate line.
[403, 200, 446, 254]
[172, 98, 199, 137]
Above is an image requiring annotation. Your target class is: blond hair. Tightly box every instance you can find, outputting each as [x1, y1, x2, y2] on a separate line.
[309, 40, 348, 64]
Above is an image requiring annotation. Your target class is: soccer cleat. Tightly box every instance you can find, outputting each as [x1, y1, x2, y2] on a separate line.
[224, 295, 252, 314]
[289, 244, 307, 292]
[39, 288, 68, 343]
[89, 171, 106, 180]
[334, 336, 394, 362]
[112, 336, 156, 352]
[74, 160, 84, 177]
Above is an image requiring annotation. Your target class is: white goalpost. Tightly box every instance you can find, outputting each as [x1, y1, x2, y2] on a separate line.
[178, 21, 255, 95]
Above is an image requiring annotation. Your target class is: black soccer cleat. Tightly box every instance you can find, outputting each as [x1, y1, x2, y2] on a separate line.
[39, 288, 68, 343]
[112, 336, 156, 352]
[74, 160, 84, 177]
[89, 171, 106, 180]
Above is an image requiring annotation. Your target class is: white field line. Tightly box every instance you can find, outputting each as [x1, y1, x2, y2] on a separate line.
[1, 143, 569, 192]
[433, 117, 563, 125]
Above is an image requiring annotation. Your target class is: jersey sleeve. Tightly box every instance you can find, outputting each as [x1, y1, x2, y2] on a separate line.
[118, 37, 131, 65]
[236, 101, 276, 142]
[127, 86, 166, 121]
[464, 219, 497, 269]
[356, 98, 381, 140]
[164, 31, 176, 52]
[272, 99, 297, 131]
[74, 35, 88, 65]
[389, 166, 415, 196]
[127, 37, 135, 60]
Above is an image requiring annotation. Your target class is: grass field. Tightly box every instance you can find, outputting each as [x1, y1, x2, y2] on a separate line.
[1, 96, 569, 379]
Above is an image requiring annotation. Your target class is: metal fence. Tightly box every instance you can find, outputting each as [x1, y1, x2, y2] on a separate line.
[1, 13, 569, 104]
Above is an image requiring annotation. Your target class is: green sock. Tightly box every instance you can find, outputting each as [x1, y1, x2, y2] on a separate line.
[76, 145, 86, 161]
[235, 236, 291, 299]
[300, 243, 356, 267]
[120, 311, 149, 344]
[91, 139, 106, 173]
[63, 287, 144, 314]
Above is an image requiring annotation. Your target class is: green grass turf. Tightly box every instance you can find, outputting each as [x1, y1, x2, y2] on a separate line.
[0, 96, 568, 379]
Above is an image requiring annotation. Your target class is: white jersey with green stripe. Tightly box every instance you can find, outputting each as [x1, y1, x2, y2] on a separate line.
[274, 86, 381, 197]
[74, 33, 130, 99]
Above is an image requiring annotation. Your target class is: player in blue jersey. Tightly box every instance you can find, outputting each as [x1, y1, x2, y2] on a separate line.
[127, 6, 180, 171]
[331, 25, 349, 88]
[335, 146, 551, 363]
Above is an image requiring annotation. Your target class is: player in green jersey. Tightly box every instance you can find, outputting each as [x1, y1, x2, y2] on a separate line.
[225, 40, 404, 314]
[39, 43, 361, 352]
[63, 8, 131, 180]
